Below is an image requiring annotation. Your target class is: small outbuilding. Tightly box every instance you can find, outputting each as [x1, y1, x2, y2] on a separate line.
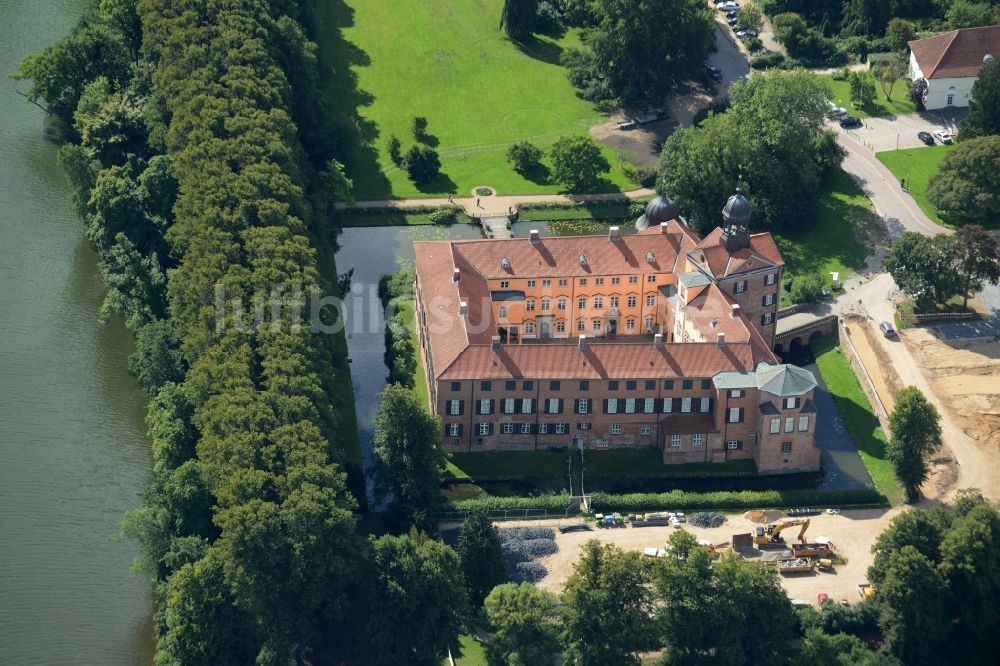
[908, 25, 999, 110]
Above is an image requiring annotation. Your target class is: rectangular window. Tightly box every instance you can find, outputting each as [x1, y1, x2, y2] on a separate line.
[595, 277, 604, 286]
[557, 298, 567, 310]
[542, 279, 551, 287]
[782, 442, 792, 453]
[522, 398, 533, 414]
[765, 273, 776, 286]
[526, 299, 535, 312]
[784, 397, 798, 410]
[521, 423, 532, 434]
[681, 397, 692, 413]
[671, 434, 682, 448]
[500, 280, 509, 289]
[611, 423, 623, 434]
[449, 423, 461, 437]
[558, 279, 568, 287]
[577, 399, 589, 414]
[555, 423, 567, 434]
[645, 380, 655, 390]
[537, 423, 549, 435]
[527, 279, 536, 288]
[692, 434, 705, 446]
[735, 280, 747, 293]
[592, 320, 601, 331]
[578, 297, 586, 310]
[479, 399, 491, 415]
[506, 380, 516, 391]
[610, 296, 619, 308]
[730, 389, 743, 398]
[547, 399, 561, 414]
[770, 418, 781, 434]
[502, 422, 514, 434]
[550, 381, 561, 391]
[646, 294, 656, 307]
[449, 400, 461, 416]
[647, 275, 657, 283]
[627, 295, 637, 307]
[451, 381, 462, 391]
[577, 320, 586, 332]
[611, 277, 620, 285]
[664, 380, 674, 390]
[682, 380, 693, 390]
[785, 417, 794, 433]
[556, 321, 566, 333]
[626, 380, 637, 391]
[663, 397, 673, 413]
[640, 425, 652, 436]
[625, 398, 636, 414]
[609, 381, 619, 391]
[579, 380, 590, 391]
[700, 397, 710, 413]
[701, 379, 711, 389]
[579, 278, 587, 286]
[728, 407, 741, 423]
[481, 381, 492, 391]
[594, 297, 603, 309]
[762, 313, 774, 325]
[479, 422, 490, 436]
[629, 276, 638, 284]
[763, 293, 775, 306]
[798, 416, 809, 432]
[504, 398, 515, 414]
[523, 381, 533, 390]
[607, 398, 618, 414]
[727, 440, 740, 450]
[644, 398, 655, 414]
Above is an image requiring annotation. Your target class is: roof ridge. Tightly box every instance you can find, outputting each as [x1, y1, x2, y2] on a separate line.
[927, 29, 960, 78]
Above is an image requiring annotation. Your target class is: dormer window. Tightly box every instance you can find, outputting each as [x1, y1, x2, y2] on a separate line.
[646, 251, 656, 263]
[501, 257, 511, 269]
[579, 254, 587, 266]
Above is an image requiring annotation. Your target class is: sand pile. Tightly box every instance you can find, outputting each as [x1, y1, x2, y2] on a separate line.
[744, 509, 787, 524]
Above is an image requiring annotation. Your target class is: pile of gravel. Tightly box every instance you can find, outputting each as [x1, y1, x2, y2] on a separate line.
[503, 538, 559, 564]
[688, 512, 726, 528]
[509, 561, 547, 584]
[498, 527, 556, 543]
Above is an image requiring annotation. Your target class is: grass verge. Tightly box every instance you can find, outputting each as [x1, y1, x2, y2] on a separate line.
[584, 450, 757, 477]
[338, 210, 471, 227]
[875, 145, 957, 227]
[309, 0, 633, 198]
[811, 334, 903, 505]
[823, 74, 916, 119]
[448, 634, 487, 666]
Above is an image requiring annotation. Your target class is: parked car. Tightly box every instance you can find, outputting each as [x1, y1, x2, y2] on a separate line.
[616, 120, 637, 131]
[727, 16, 739, 25]
[827, 101, 848, 118]
[718, 1, 740, 11]
[917, 131, 935, 145]
[736, 30, 758, 38]
[706, 65, 723, 81]
[726, 10, 740, 19]
[879, 321, 896, 338]
[933, 129, 953, 144]
[839, 116, 862, 129]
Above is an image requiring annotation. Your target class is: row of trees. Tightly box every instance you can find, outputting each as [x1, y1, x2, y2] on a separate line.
[657, 69, 845, 233]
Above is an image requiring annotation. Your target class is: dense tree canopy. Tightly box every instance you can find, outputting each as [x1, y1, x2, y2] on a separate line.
[884, 232, 962, 307]
[501, 0, 539, 42]
[950, 224, 1000, 307]
[926, 136, 1000, 223]
[484, 583, 561, 666]
[887, 387, 942, 502]
[962, 57, 1000, 139]
[550, 135, 611, 192]
[458, 509, 508, 608]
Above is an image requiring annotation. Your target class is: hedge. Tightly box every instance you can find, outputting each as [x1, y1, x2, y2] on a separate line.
[451, 493, 573, 512]
[588, 487, 886, 513]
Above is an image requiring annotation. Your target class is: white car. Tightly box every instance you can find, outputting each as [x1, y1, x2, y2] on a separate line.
[718, 1, 740, 11]
[828, 101, 848, 118]
[933, 129, 953, 144]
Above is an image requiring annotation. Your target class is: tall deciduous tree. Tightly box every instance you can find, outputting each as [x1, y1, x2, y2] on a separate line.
[848, 70, 877, 109]
[885, 18, 916, 51]
[560, 541, 656, 665]
[736, 3, 765, 34]
[877, 546, 949, 664]
[868, 508, 951, 585]
[949, 224, 1000, 307]
[365, 533, 467, 666]
[457, 509, 508, 608]
[484, 583, 561, 666]
[962, 57, 1000, 139]
[887, 386, 942, 502]
[926, 136, 1000, 224]
[371, 384, 446, 532]
[884, 232, 961, 308]
[874, 59, 904, 101]
[501, 0, 539, 42]
[549, 135, 610, 192]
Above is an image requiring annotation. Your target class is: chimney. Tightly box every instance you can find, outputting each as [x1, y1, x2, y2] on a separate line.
[459, 301, 468, 315]
[491, 335, 502, 352]
[578, 334, 588, 351]
[730, 304, 741, 317]
[609, 226, 621, 242]
[653, 333, 664, 348]
[529, 229, 540, 245]
[660, 221, 670, 234]
[717, 332, 726, 347]
[452, 268, 460, 282]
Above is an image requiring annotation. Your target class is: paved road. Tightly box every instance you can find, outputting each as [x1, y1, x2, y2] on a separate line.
[842, 109, 966, 153]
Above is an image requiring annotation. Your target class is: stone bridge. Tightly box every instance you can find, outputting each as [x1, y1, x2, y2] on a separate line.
[774, 314, 838, 355]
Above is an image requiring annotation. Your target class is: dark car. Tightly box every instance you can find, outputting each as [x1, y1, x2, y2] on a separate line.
[879, 321, 896, 338]
[727, 16, 739, 25]
[839, 116, 862, 129]
[706, 66, 723, 81]
[726, 10, 739, 19]
[917, 131, 934, 145]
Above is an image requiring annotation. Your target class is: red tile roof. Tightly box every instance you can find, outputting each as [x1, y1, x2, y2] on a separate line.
[659, 414, 720, 434]
[909, 26, 1000, 79]
[688, 228, 784, 278]
[682, 283, 778, 365]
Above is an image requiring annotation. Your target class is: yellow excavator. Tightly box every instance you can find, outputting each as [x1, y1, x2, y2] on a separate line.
[753, 518, 810, 546]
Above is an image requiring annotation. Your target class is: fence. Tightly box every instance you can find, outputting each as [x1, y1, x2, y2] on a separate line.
[898, 311, 978, 323]
[436, 507, 579, 523]
[776, 304, 804, 320]
[838, 318, 892, 435]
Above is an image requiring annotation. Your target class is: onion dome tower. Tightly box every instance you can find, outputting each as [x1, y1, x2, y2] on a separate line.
[635, 194, 680, 231]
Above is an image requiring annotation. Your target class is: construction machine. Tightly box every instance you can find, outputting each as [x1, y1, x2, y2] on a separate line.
[752, 518, 810, 546]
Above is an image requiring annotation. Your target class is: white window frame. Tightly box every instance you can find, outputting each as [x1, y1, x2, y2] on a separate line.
[730, 389, 743, 398]
[610, 296, 619, 308]
[594, 297, 603, 309]
[782, 442, 792, 453]
[537, 423, 549, 434]
[502, 422, 514, 434]
[500, 280, 509, 289]
[770, 418, 781, 434]
[449, 423, 460, 437]
[785, 417, 794, 433]
[557, 297, 567, 310]
[627, 295, 637, 307]
[526, 299, 535, 311]
[607, 398, 618, 414]
[728, 407, 740, 423]
[700, 397, 710, 413]
[681, 397, 692, 413]
[541, 297, 550, 311]
[521, 422, 532, 434]
[670, 434, 682, 448]
[645, 316, 654, 330]
[629, 276, 638, 284]
[578, 297, 586, 310]
[522, 398, 533, 414]
[592, 320, 601, 331]
[527, 279, 536, 288]
[640, 425, 652, 435]
[556, 321, 565, 333]
[626, 318, 635, 330]
[479, 399, 490, 415]
[479, 422, 490, 436]
[595, 277, 604, 286]
[764, 293, 775, 306]
[646, 294, 656, 307]
[577, 320, 586, 332]
[727, 440, 740, 450]
[504, 398, 515, 414]
[765, 273, 776, 286]
[663, 397, 673, 413]
[578, 398, 589, 415]
[558, 279, 568, 287]
[542, 279, 551, 287]
[784, 397, 797, 410]
[611, 277, 620, 285]
[449, 400, 461, 416]
[692, 434, 705, 446]
[735, 280, 747, 293]
[625, 398, 636, 414]
[644, 398, 655, 414]
[611, 423, 623, 435]
[547, 399, 560, 414]
[525, 322, 534, 333]
[762, 312, 774, 325]
[798, 416, 809, 432]
[498, 306, 507, 319]
[555, 423, 567, 434]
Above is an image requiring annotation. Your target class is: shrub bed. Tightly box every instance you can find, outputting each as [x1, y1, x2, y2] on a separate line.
[588, 487, 885, 513]
[451, 493, 573, 513]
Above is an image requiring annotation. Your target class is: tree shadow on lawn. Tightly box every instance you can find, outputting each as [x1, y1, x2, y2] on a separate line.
[414, 170, 458, 195]
[314, 0, 394, 199]
[514, 34, 564, 65]
[561, 176, 624, 196]
[417, 132, 440, 148]
[517, 162, 552, 185]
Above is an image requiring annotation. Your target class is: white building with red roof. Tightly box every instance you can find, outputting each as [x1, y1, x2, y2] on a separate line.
[412, 194, 821, 473]
[908, 25, 999, 110]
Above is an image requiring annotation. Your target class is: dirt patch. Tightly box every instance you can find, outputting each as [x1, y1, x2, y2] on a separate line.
[519, 508, 904, 605]
[590, 116, 677, 171]
[842, 318, 897, 413]
[744, 509, 787, 524]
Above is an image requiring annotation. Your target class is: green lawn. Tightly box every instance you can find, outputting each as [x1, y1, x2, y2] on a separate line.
[338, 209, 472, 227]
[447, 634, 487, 666]
[773, 168, 884, 305]
[399, 299, 431, 412]
[875, 145, 957, 227]
[823, 74, 916, 119]
[811, 334, 903, 505]
[517, 200, 643, 221]
[584, 449, 757, 477]
[449, 451, 571, 479]
[309, 0, 633, 199]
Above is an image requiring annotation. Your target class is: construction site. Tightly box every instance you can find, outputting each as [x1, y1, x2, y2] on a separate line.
[523, 507, 904, 605]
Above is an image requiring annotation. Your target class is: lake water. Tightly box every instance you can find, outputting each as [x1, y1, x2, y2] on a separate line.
[0, 2, 154, 663]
